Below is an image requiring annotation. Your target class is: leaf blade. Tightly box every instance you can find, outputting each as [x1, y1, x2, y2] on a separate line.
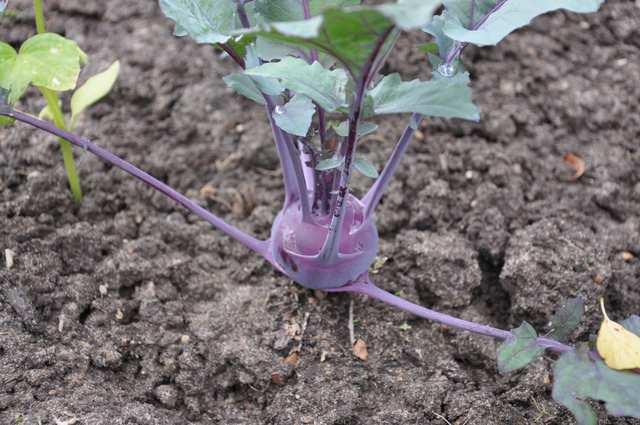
[368, 72, 479, 121]
[71, 60, 120, 127]
[442, 0, 605, 46]
[553, 350, 640, 425]
[245, 57, 348, 112]
[550, 297, 584, 341]
[273, 94, 316, 137]
[354, 157, 378, 179]
[496, 322, 544, 374]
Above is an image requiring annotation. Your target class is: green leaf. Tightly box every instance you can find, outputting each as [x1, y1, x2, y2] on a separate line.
[316, 156, 344, 171]
[442, 0, 605, 46]
[159, 0, 249, 44]
[553, 349, 640, 425]
[38, 104, 55, 121]
[0, 33, 86, 103]
[223, 73, 266, 105]
[244, 0, 440, 74]
[550, 297, 584, 342]
[621, 316, 640, 336]
[0, 87, 13, 126]
[225, 33, 256, 60]
[368, 72, 479, 121]
[70, 60, 120, 127]
[245, 57, 349, 112]
[419, 42, 439, 56]
[255, 36, 300, 61]
[423, 14, 455, 60]
[496, 322, 545, 374]
[273, 94, 316, 137]
[254, 0, 359, 22]
[333, 120, 378, 138]
[354, 157, 378, 179]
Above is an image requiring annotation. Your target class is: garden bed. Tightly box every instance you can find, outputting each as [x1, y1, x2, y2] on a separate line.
[1, 0, 639, 423]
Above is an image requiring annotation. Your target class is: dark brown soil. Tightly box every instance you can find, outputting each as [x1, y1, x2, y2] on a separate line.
[1, 1, 640, 424]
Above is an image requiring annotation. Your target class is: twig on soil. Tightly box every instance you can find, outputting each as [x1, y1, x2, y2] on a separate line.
[348, 298, 355, 347]
[430, 411, 452, 425]
[296, 312, 310, 354]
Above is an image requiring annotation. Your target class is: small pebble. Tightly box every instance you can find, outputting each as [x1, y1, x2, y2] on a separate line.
[154, 384, 179, 408]
[4, 249, 15, 269]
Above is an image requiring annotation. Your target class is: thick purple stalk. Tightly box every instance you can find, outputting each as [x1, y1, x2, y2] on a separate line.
[445, 0, 509, 66]
[5, 109, 269, 256]
[363, 113, 423, 219]
[331, 276, 574, 354]
[264, 97, 312, 222]
[319, 26, 394, 263]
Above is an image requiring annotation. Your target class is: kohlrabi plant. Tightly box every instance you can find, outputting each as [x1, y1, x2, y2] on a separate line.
[0, 0, 119, 202]
[2, 1, 639, 423]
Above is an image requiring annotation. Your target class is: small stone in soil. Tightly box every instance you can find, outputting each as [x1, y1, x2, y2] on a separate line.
[4, 249, 15, 269]
[92, 343, 122, 369]
[154, 384, 179, 408]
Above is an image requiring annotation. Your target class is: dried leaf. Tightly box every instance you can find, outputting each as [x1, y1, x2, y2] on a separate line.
[353, 338, 368, 361]
[284, 351, 300, 366]
[563, 153, 585, 181]
[597, 299, 640, 370]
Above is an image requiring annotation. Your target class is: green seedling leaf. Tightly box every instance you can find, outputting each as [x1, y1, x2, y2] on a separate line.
[621, 316, 640, 336]
[442, 0, 605, 46]
[245, 0, 440, 74]
[550, 297, 584, 341]
[496, 322, 544, 374]
[38, 104, 55, 122]
[0, 33, 86, 103]
[223, 73, 266, 105]
[316, 156, 344, 171]
[159, 0, 250, 44]
[368, 72, 479, 121]
[333, 120, 378, 138]
[245, 57, 349, 112]
[354, 157, 378, 179]
[71, 60, 120, 128]
[0, 87, 14, 126]
[553, 349, 640, 425]
[273, 94, 316, 137]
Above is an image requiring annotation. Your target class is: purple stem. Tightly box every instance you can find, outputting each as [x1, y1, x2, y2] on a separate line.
[319, 26, 395, 263]
[219, 43, 246, 69]
[235, 0, 251, 29]
[330, 276, 573, 354]
[264, 97, 310, 220]
[4, 109, 269, 255]
[363, 113, 423, 219]
[444, 0, 509, 66]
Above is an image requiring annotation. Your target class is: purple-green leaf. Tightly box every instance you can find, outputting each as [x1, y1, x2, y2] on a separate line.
[550, 297, 584, 341]
[496, 322, 544, 374]
[553, 349, 640, 425]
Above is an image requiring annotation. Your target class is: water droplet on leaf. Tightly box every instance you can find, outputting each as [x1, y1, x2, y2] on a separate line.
[274, 105, 285, 115]
[437, 63, 456, 78]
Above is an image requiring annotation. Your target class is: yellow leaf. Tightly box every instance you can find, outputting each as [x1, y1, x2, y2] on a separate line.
[596, 298, 640, 370]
